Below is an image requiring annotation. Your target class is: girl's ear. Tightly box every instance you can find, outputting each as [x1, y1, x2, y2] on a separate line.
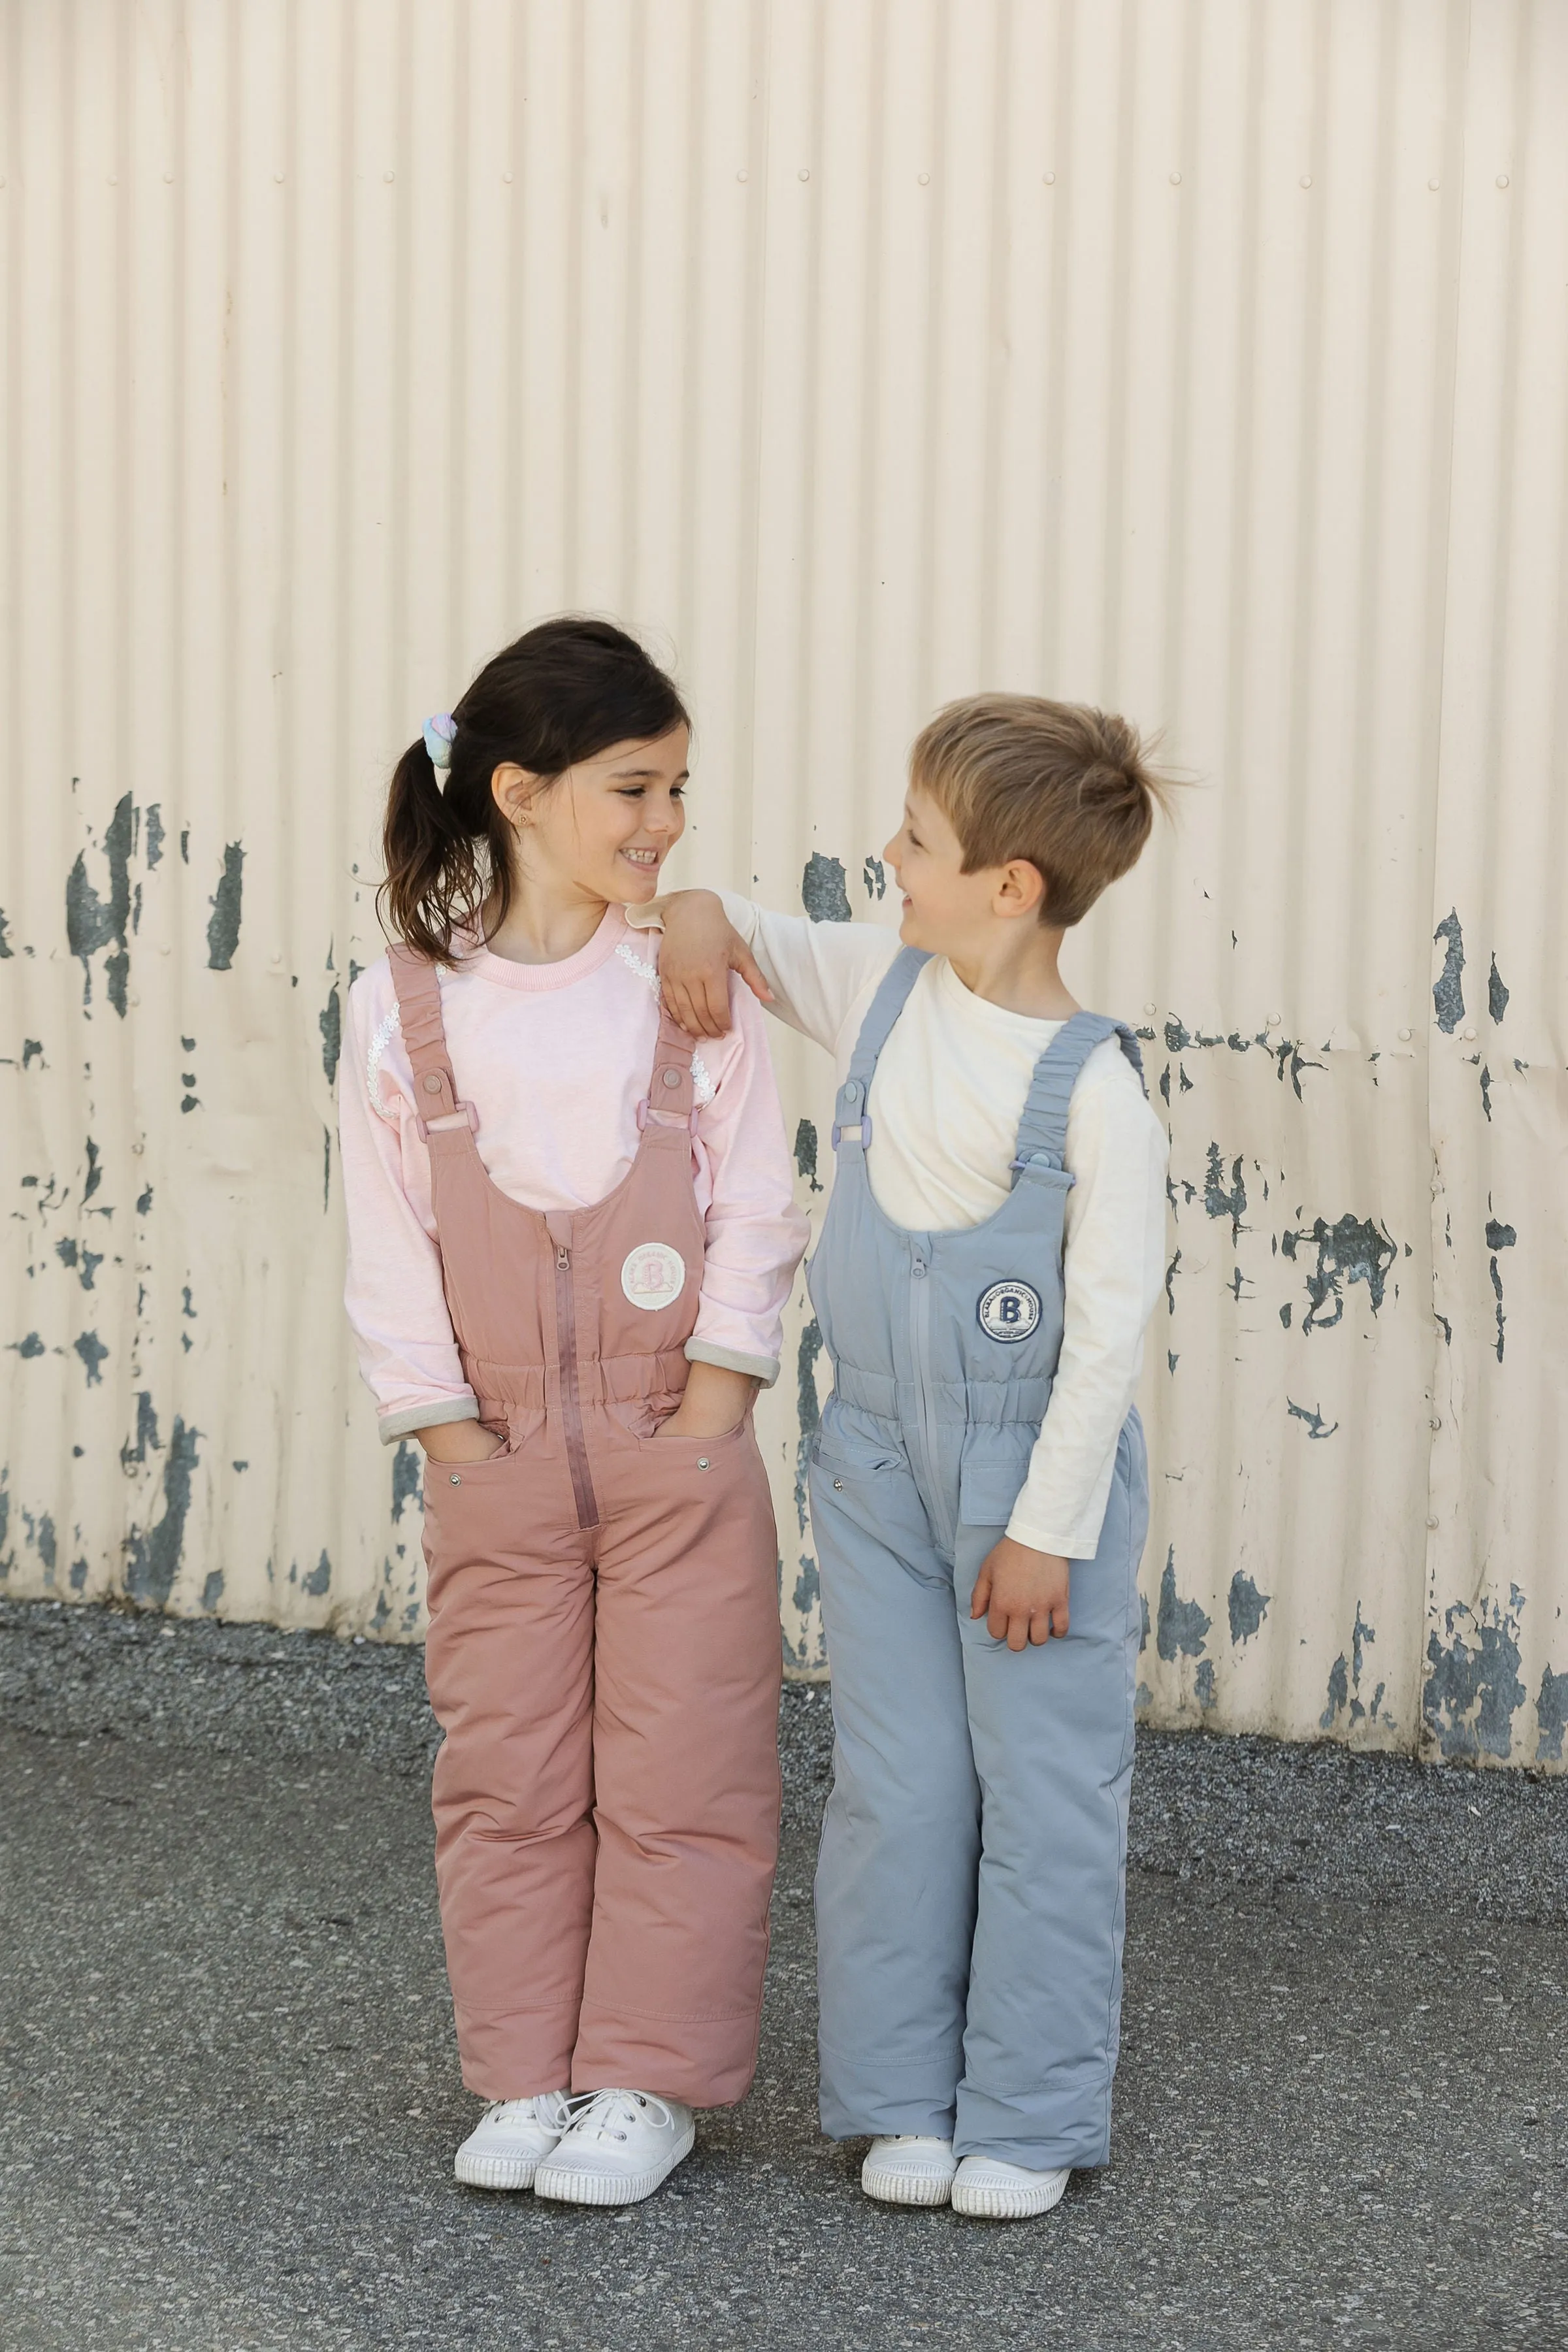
[491, 761, 537, 828]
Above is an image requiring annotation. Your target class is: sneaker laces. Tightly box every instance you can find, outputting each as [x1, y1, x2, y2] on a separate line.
[482, 2091, 570, 2127]
[561, 2087, 676, 2144]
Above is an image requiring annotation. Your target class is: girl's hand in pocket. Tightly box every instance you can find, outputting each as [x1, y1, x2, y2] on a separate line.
[655, 1362, 757, 1439]
[418, 1420, 506, 1464]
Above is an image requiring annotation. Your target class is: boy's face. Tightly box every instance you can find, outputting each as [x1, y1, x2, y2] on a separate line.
[884, 783, 1047, 956]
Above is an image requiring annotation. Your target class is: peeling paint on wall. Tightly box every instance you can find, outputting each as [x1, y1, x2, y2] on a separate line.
[206, 845, 246, 971]
[793, 1119, 823, 1194]
[1281, 1215, 1397, 1331]
[801, 855, 852, 923]
[123, 1420, 201, 1610]
[1228, 1573, 1270, 1645]
[1432, 911, 1465, 1033]
[1156, 1550, 1211, 1663]
[65, 792, 135, 1016]
[1424, 1593, 1527, 1761]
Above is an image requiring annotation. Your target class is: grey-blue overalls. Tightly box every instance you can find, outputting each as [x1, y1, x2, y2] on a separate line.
[806, 948, 1151, 2170]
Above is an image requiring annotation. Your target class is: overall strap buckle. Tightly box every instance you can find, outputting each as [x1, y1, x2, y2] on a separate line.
[415, 1098, 480, 1144]
[832, 1113, 874, 1150]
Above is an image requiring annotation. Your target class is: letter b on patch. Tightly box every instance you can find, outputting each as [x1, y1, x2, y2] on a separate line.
[977, 1279, 1041, 1343]
[621, 1242, 687, 1311]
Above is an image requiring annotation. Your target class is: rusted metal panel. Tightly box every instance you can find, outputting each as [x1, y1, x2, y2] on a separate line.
[1, 0, 1564, 1763]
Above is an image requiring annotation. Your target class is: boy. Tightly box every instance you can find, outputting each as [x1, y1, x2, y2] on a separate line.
[636, 696, 1170, 2219]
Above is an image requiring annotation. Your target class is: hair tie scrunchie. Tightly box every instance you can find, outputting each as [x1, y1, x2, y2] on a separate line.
[423, 713, 457, 781]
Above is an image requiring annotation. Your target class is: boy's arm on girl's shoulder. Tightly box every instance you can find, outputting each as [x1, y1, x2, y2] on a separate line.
[637, 889, 900, 1061]
[1004, 1041, 1169, 1561]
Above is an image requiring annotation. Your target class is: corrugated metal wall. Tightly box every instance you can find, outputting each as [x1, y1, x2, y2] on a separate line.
[3, 0, 1564, 1763]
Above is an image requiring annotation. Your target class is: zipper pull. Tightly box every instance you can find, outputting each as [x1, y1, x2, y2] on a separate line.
[557, 1245, 570, 1270]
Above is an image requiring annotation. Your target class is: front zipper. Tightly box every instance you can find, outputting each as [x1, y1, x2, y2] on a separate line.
[553, 1242, 600, 1531]
[907, 1250, 954, 1553]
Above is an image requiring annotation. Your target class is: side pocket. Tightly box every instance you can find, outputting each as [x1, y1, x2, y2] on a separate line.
[956, 1424, 1040, 1529]
[809, 1397, 904, 1478]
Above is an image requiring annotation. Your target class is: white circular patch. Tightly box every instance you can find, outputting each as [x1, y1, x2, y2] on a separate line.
[977, 1279, 1042, 1343]
[621, 1241, 688, 1312]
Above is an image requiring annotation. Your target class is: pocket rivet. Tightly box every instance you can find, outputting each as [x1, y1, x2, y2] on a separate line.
[450, 1473, 461, 1486]
[833, 1477, 844, 1491]
[696, 1457, 710, 1471]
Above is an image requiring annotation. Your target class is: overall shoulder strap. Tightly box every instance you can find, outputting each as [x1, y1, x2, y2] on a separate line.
[847, 947, 928, 1086]
[642, 1006, 698, 1133]
[1011, 1013, 1147, 1180]
[387, 945, 470, 1134]
[833, 945, 929, 1153]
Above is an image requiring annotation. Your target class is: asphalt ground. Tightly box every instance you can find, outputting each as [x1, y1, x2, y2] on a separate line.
[1, 1597, 1565, 2351]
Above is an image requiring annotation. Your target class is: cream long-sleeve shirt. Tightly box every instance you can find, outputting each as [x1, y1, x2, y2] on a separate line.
[340, 907, 809, 1444]
[630, 895, 1168, 1559]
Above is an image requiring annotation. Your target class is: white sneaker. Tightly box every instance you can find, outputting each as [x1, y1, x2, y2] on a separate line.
[532, 2089, 695, 2207]
[951, 2152, 1070, 2219]
[860, 2135, 958, 2208]
[453, 2091, 572, 2190]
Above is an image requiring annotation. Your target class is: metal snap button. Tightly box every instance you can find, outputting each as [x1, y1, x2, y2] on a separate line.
[696, 1457, 710, 1471]
[423, 1073, 442, 1095]
[833, 1477, 844, 1491]
[449, 1473, 461, 1485]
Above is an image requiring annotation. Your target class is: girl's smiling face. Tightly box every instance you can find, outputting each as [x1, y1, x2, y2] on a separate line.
[493, 725, 691, 909]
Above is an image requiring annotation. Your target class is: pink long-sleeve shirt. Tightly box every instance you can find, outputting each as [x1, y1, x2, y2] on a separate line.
[340, 907, 809, 1444]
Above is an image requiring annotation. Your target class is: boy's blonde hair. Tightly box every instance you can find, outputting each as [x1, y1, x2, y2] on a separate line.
[910, 694, 1173, 927]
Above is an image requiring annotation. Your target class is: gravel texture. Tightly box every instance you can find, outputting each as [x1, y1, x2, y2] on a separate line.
[3, 1597, 1565, 2350]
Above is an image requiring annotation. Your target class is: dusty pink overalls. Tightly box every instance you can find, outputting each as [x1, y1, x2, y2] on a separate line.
[390, 948, 783, 2108]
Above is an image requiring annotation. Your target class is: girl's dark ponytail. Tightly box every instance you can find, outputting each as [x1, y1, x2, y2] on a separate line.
[377, 616, 689, 966]
[380, 734, 500, 966]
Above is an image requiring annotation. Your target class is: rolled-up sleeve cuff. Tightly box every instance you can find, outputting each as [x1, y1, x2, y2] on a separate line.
[377, 1396, 480, 1447]
[1004, 1503, 1106, 1560]
[685, 1338, 779, 1388]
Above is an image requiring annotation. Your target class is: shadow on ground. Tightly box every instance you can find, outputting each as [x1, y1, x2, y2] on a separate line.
[1, 1599, 1565, 2351]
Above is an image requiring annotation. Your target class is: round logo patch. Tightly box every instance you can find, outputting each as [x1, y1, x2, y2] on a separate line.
[621, 1241, 687, 1312]
[977, 1279, 1042, 1343]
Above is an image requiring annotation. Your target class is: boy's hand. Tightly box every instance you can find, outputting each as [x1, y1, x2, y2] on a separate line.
[655, 889, 772, 1039]
[971, 1536, 1070, 1651]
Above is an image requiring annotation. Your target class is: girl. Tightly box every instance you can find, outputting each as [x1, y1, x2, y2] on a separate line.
[340, 617, 808, 2207]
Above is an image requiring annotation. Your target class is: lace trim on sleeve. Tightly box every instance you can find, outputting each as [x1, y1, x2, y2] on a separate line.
[613, 939, 716, 1105]
[366, 1003, 402, 1120]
